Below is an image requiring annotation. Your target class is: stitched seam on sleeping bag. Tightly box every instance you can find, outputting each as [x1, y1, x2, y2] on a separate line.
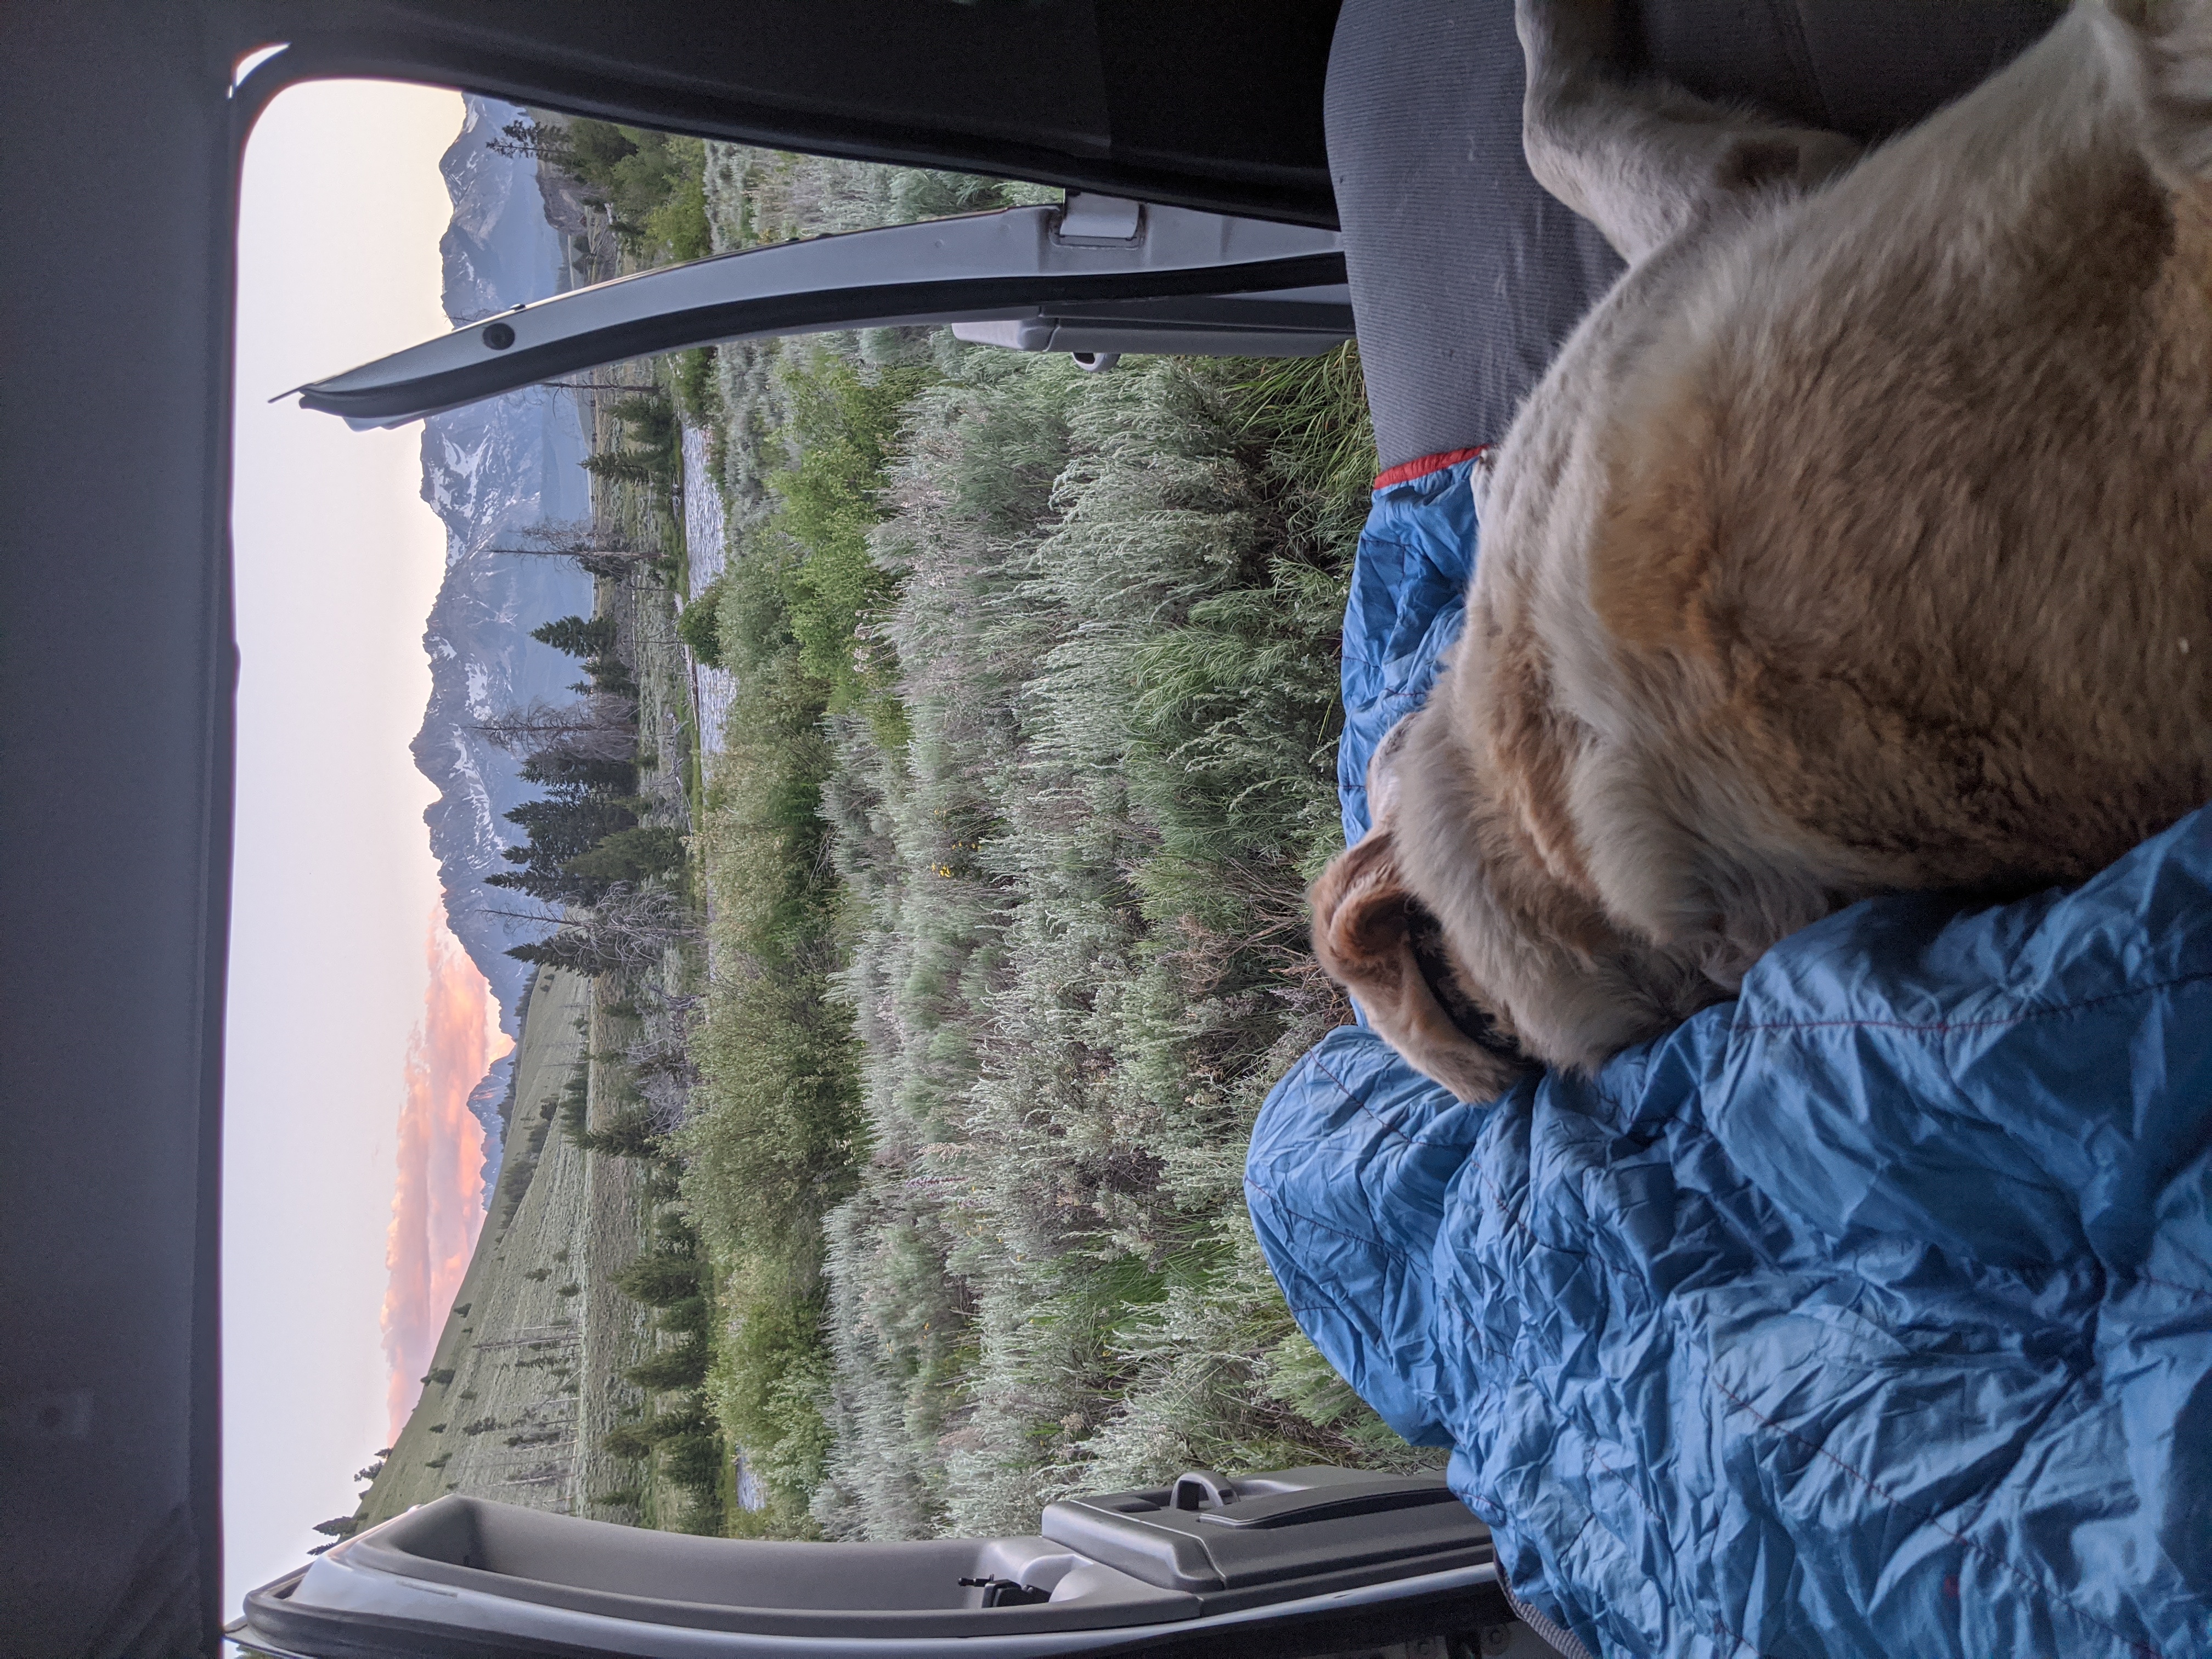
[1703, 1370, 2165, 1658]
[1735, 973, 2212, 1304]
[1428, 1153, 2110, 1658]
[1576, 1062, 2185, 1650]
[1733, 968, 2212, 1036]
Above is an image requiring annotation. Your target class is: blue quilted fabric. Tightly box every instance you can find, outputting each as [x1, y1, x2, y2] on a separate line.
[1335, 456, 1479, 849]
[1249, 461, 2212, 1658]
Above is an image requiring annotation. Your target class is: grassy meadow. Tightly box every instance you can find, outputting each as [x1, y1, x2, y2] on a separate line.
[672, 149, 1436, 1542]
[443, 120, 1433, 1547]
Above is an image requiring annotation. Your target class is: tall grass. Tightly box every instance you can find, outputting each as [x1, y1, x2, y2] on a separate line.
[681, 140, 1426, 1543]
[800, 347, 1431, 1541]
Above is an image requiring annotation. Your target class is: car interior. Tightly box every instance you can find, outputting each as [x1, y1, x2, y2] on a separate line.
[3, 2, 2101, 1656]
[3, 3, 1526, 1656]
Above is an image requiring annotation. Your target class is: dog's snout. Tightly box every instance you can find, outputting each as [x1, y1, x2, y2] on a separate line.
[1403, 904, 1527, 1066]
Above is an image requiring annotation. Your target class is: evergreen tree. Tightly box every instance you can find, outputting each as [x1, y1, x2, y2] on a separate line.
[570, 1104, 665, 1161]
[519, 751, 636, 794]
[624, 1341, 709, 1391]
[506, 929, 617, 973]
[580, 653, 637, 695]
[582, 451, 653, 484]
[484, 867, 572, 903]
[611, 1251, 700, 1307]
[504, 795, 639, 863]
[486, 115, 573, 166]
[562, 826, 684, 889]
[656, 1296, 710, 1335]
[532, 614, 618, 658]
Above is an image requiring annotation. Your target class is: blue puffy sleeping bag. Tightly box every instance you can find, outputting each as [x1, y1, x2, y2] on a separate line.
[1248, 455, 2212, 1658]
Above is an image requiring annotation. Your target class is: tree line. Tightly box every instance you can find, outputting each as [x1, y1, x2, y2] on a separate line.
[477, 613, 692, 976]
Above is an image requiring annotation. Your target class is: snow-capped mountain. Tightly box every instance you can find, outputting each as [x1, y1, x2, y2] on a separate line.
[413, 96, 595, 1187]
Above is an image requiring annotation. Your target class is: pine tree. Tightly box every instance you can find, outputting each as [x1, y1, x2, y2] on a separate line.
[582, 451, 653, 484]
[623, 1340, 709, 1391]
[506, 929, 615, 973]
[531, 614, 618, 658]
[519, 751, 636, 794]
[569, 1104, 665, 1161]
[485, 115, 573, 166]
[610, 1251, 700, 1307]
[503, 795, 639, 863]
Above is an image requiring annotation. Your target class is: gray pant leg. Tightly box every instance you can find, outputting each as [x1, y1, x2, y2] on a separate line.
[1326, 0, 1618, 469]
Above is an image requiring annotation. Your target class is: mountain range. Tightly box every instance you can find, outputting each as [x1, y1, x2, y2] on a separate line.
[413, 95, 596, 1187]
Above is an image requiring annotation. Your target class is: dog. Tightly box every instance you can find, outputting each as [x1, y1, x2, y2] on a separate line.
[1312, 0, 2212, 1103]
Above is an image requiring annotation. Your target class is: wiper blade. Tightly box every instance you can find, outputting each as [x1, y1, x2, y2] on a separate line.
[293, 198, 1346, 427]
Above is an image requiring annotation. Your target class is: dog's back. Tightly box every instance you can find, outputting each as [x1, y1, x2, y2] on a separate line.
[1571, 14, 2212, 901]
[1318, 0, 2212, 1096]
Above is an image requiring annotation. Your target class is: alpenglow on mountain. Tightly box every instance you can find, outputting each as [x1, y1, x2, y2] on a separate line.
[414, 95, 594, 1189]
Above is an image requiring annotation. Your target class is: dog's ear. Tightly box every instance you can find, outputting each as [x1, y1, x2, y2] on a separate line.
[1310, 830, 1531, 1104]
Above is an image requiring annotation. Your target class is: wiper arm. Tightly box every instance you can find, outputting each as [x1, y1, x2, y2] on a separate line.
[293, 196, 1347, 427]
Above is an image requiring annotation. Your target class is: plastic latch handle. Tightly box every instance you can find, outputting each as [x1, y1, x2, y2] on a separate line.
[1169, 1471, 1236, 1511]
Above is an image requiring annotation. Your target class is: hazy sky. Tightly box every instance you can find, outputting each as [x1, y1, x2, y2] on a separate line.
[226, 77, 495, 1613]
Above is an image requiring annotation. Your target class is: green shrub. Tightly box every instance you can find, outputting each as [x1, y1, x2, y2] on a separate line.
[679, 138, 1419, 1545]
[563, 825, 685, 890]
[705, 1289, 833, 1516]
[625, 1339, 712, 1392]
[672, 347, 720, 424]
[611, 1251, 701, 1307]
[677, 578, 727, 668]
[766, 350, 935, 736]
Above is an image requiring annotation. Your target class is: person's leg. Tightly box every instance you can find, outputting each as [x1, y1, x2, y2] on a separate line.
[1325, 0, 1620, 470]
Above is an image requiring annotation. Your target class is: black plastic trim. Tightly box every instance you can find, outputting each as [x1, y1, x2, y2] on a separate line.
[239, 1567, 1517, 1659]
[296, 252, 1347, 422]
[228, 18, 1340, 229]
[1195, 1483, 1462, 1530]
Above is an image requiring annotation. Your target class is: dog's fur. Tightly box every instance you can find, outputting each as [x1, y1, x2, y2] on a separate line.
[1313, 0, 2212, 1102]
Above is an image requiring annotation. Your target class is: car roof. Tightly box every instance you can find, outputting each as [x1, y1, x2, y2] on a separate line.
[0, 2, 1336, 1651]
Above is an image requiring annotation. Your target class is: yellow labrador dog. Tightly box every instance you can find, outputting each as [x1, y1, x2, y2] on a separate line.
[1313, 0, 2212, 1102]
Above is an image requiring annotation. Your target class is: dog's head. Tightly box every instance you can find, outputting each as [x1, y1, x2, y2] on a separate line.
[1309, 715, 1536, 1102]
[1312, 701, 1722, 1099]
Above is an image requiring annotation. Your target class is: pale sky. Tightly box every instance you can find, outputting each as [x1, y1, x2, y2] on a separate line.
[226, 78, 486, 1615]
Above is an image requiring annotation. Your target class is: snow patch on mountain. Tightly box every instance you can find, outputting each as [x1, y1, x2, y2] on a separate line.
[411, 95, 597, 1196]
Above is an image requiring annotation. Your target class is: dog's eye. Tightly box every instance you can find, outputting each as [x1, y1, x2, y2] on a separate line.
[1404, 906, 1529, 1065]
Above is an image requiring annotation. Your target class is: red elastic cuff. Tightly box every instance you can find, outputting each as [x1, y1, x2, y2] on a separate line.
[1372, 445, 1489, 491]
